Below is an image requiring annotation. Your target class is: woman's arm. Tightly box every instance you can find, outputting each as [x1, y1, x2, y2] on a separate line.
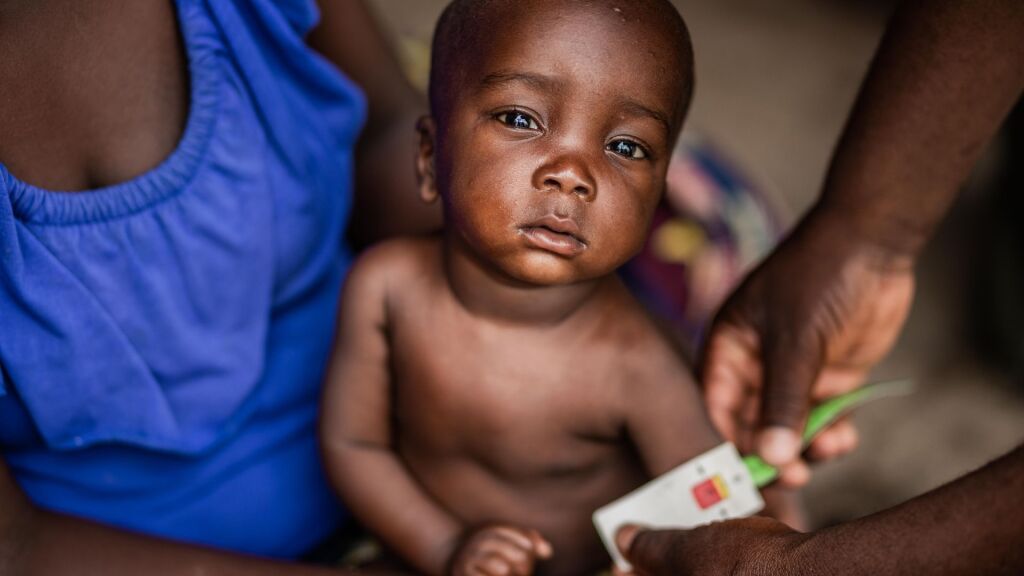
[319, 245, 463, 576]
[0, 459, 343, 576]
[308, 1, 442, 248]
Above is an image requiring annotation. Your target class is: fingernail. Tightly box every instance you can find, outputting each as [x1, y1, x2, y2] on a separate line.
[759, 427, 801, 466]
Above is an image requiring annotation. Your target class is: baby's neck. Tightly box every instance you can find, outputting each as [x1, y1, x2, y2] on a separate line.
[442, 237, 605, 327]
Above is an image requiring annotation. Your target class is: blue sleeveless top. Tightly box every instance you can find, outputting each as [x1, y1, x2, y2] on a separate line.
[0, 0, 365, 557]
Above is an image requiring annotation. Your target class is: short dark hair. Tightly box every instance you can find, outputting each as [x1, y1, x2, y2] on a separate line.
[428, 0, 494, 121]
[429, 0, 695, 128]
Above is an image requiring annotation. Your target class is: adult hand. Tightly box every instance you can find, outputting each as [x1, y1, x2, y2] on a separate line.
[615, 447, 1024, 576]
[448, 525, 552, 576]
[614, 519, 810, 576]
[697, 0, 1023, 484]
[701, 205, 915, 483]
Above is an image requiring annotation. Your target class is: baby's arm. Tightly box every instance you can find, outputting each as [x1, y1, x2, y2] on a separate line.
[618, 330, 722, 477]
[319, 246, 461, 575]
[619, 328, 804, 527]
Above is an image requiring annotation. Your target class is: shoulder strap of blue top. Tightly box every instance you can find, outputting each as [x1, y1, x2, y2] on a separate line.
[199, 0, 365, 178]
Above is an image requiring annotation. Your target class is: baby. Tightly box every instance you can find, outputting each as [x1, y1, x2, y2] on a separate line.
[321, 1, 728, 574]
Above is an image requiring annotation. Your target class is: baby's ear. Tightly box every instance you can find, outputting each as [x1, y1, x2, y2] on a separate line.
[415, 116, 439, 204]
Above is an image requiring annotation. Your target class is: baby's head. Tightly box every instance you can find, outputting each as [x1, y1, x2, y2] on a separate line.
[417, 0, 694, 285]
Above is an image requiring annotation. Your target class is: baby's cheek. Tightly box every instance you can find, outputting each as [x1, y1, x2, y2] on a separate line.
[601, 202, 652, 257]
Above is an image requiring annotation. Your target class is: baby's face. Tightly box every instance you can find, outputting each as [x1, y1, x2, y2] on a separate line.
[428, 1, 690, 285]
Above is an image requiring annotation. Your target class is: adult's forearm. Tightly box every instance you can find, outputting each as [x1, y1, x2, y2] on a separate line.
[308, 1, 442, 248]
[5, 506, 341, 576]
[816, 0, 1024, 258]
[1, 459, 341, 576]
[795, 445, 1024, 576]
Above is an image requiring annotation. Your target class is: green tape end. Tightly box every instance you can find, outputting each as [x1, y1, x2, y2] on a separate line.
[743, 379, 914, 489]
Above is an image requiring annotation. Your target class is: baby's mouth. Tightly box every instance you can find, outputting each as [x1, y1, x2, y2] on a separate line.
[519, 215, 588, 257]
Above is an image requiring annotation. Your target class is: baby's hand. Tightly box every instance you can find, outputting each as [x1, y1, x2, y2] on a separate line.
[449, 525, 553, 576]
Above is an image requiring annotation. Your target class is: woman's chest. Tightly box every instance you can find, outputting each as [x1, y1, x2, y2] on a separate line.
[0, 0, 187, 192]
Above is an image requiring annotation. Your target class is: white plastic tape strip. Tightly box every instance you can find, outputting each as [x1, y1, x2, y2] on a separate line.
[593, 442, 764, 571]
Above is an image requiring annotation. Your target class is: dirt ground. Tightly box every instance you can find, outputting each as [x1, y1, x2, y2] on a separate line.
[367, 0, 1024, 528]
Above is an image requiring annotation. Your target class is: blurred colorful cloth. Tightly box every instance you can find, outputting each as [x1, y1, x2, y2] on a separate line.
[621, 134, 784, 356]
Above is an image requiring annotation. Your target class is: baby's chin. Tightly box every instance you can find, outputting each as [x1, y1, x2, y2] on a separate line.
[500, 252, 615, 287]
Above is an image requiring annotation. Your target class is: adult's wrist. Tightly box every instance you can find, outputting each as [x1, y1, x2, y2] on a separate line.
[772, 530, 836, 576]
[801, 199, 921, 273]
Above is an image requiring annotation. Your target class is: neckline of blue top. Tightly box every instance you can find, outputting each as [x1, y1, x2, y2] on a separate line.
[3, 0, 222, 227]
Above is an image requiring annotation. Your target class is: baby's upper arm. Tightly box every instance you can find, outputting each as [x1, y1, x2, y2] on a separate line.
[320, 241, 408, 449]
[618, 328, 722, 478]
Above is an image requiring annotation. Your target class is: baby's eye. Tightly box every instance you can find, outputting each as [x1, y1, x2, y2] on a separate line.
[496, 110, 540, 130]
[607, 139, 648, 160]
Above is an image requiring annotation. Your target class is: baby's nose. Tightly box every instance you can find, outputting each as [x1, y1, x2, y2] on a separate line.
[535, 156, 596, 200]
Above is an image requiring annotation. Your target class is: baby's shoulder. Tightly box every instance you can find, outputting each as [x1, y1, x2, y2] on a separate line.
[591, 283, 692, 382]
[345, 235, 444, 299]
[350, 235, 441, 272]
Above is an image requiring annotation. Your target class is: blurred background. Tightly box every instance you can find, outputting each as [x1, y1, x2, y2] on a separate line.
[365, 0, 1024, 528]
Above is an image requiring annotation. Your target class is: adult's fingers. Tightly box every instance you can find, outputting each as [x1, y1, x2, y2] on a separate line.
[616, 525, 690, 576]
[776, 459, 811, 487]
[806, 418, 859, 461]
[700, 324, 761, 446]
[758, 330, 824, 466]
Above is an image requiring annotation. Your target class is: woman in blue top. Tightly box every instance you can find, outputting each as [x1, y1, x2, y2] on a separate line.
[0, 1, 436, 574]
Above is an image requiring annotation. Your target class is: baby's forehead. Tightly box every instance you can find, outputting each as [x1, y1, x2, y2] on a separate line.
[465, 0, 686, 61]
[431, 0, 693, 118]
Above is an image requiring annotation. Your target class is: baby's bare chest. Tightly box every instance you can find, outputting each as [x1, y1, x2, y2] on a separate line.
[387, 313, 629, 476]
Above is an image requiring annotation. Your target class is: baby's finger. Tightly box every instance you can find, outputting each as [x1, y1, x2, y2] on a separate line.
[487, 526, 550, 560]
[477, 553, 514, 576]
[491, 529, 549, 573]
[524, 529, 553, 559]
[470, 539, 530, 571]
[486, 527, 534, 551]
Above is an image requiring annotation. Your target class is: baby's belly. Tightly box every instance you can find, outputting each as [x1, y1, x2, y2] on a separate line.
[400, 440, 647, 576]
